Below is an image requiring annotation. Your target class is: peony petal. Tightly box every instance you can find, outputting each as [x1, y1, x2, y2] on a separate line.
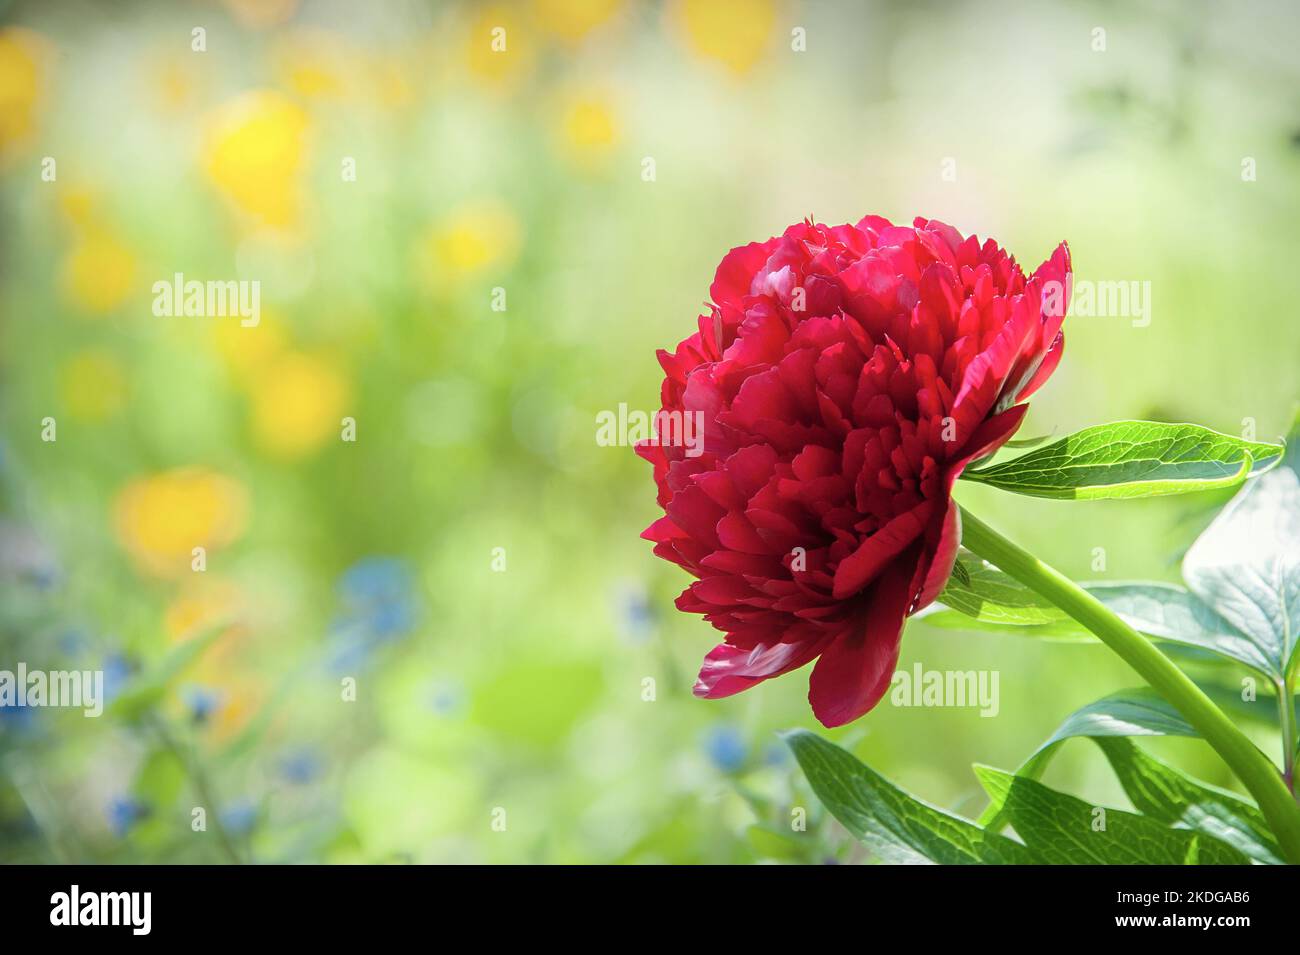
[916, 503, 960, 609]
[710, 238, 781, 308]
[694, 633, 830, 699]
[913, 403, 1030, 608]
[1012, 332, 1063, 403]
[809, 549, 920, 726]
[831, 503, 931, 599]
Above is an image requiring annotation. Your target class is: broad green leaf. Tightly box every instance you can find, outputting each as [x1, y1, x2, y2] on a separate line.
[1199, 681, 1283, 726]
[1094, 738, 1282, 864]
[917, 606, 1090, 640]
[949, 556, 971, 587]
[977, 689, 1196, 827]
[1002, 433, 1054, 449]
[1183, 465, 1300, 678]
[783, 730, 1033, 864]
[973, 766, 1249, 864]
[962, 420, 1282, 500]
[950, 413, 1297, 676]
[1085, 583, 1277, 678]
[1032, 688, 1198, 745]
[926, 550, 1079, 630]
[928, 554, 1277, 676]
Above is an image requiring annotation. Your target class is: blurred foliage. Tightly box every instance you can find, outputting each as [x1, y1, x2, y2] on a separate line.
[0, 0, 1297, 863]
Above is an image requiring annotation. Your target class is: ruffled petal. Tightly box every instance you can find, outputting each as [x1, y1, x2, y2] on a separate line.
[809, 549, 920, 727]
[694, 632, 831, 699]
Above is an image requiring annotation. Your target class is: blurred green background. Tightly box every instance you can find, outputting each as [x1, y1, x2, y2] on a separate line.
[1, 0, 1298, 863]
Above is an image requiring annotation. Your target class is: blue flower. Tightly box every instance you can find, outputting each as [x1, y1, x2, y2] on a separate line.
[220, 799, 258, 836]
[703, 725, 748, 773]
[427, 679, 465, 716]
[611, 580, 655, 644]
[323, 626, 371, 674]
[57, 629, 89, 659]
[762, 741, 791, 768]
[0, 698, 37, 734]
[180, 685, 223, 725]
[324, 558, 421, 672]
[338, 557, 419, 640]
[106, 796, 149, 837]
[278, 747, 322, 785]
[101, 652, 134, 704]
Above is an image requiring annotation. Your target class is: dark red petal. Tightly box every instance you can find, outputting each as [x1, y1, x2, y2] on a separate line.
[709, 238, 781, 308]
[1013, 332, 1063, 403]
[640, 514, 684, 544]
[954, 401, 1030, 471]
[716, 510, 771, 554]
[949, 295, 1039, 438]
[915, 503, 960, 610]
[831, 503, 931, 599]
[913, 403, 1030, 609]
[809, 550, 919, 727]
[694, 634, 830, 699]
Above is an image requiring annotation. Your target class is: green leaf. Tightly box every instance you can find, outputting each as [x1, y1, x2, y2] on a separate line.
[1002, 433, 1054, 449]
[973, 766, 1249, 864]
[949, 556, 971, 587]
[928, 557, 1277, 675]
[783, 730, 1033, 864]
[917, 606, 1091, 640]
[1034, 688, 1198, 745]
[1094, 738, 1282, 864]
[1198, 680, 1295, 729]
[977, 689, 1197, 827]
[1182, 464, 1300, 678]
[926, 550, 1079, 629]
[948, 413, 1297, 678]
[962, 420, 1282, 500]
[1085, 583, 1277, 678]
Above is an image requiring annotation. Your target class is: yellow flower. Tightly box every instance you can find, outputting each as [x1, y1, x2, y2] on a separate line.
[249, 351, 350, 459]
[114, 469, 249, 577]
[203, 91, 310, 228]
[556, 92, 619, 170]
[165, 582, 233, 641]
[0, 28, 47, 157]
[271, 29, 355, 100]
[212, 305, 288, 385]
[60, 349, 126, 421]
[420, 200, 521, 282]
[534, 0, 622, 42]
[368, 50, 420, 111]
[670, 0, 776, 75]
[208, 684, 263, 740]
[147, 51, 199, 114]
[62, 229, 137, 314]
[465, 4, 535, 90]
[56, 183, 100, 228]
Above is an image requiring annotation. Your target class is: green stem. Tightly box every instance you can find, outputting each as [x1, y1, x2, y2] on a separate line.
[1279, 675, 1297, 796]
[148, 715, 242, 864]
[959, 505, 1300, 864]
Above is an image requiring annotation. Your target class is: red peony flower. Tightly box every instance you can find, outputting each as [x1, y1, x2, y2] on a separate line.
[638, 216, 1071, 727]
